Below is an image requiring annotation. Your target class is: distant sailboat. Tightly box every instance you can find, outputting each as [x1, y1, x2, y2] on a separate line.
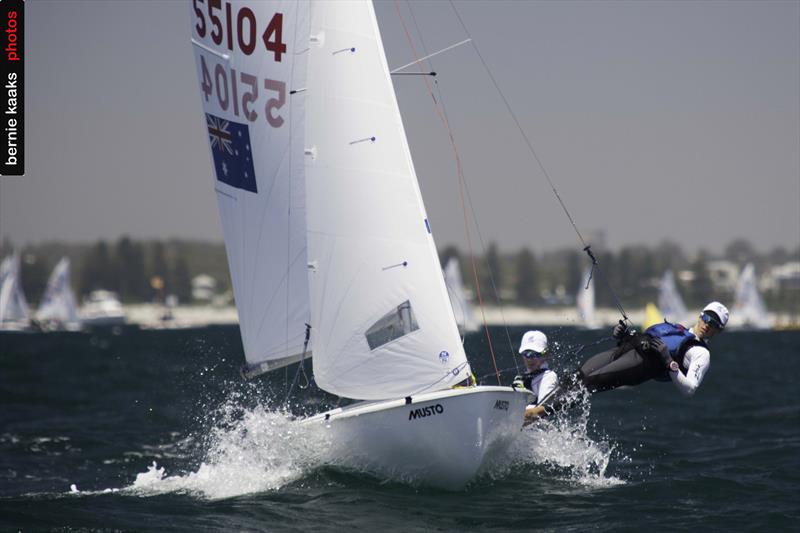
[576, 266, 599, 329]
[730, 263, 772, 329]
[190, 0, 531, 488]
[0, 253, 31, 331]
[37, 258, 82, 331]
[657, 270, 689, 324]
[443, 257, 479, 335]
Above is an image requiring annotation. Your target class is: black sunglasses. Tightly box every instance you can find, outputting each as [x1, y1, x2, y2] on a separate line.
[521, 349, 547, 359]
[701, 312, 723, 330]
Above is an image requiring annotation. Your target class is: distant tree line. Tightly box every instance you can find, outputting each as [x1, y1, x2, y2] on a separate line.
[1, 237, 797, 312]
[0, 237, 231, 305]
[440, 238, 799, 313]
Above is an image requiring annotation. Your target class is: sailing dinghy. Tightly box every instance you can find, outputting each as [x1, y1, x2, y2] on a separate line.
[0, 253, 32, 331]
[657, 269, 689, 324]
[37, 257, 82, 331]
[731, 263, 772, 329]
[190, 0, 531, 488]
[443, 257, 479, 335]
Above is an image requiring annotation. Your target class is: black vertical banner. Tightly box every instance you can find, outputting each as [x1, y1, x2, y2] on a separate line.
[0, 0, 23, 176]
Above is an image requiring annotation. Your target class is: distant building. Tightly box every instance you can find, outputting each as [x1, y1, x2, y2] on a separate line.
[763, 262, 800, 292]
[706, 260, 739, 293]
[191, 274, 217, 302]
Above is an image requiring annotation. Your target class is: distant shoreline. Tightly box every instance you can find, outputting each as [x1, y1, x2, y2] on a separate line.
[122, 304, 799, 330]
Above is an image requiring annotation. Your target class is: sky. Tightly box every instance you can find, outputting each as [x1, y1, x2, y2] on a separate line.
[0, 0, 798, 254]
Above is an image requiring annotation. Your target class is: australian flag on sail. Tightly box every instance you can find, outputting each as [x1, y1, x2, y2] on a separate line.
[206, 113, 258, 193]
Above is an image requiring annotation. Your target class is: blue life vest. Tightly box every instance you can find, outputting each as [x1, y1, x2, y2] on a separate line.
[644, 321, 707, 367]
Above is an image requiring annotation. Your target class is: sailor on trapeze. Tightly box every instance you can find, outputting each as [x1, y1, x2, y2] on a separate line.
[578, 301, 729, 395]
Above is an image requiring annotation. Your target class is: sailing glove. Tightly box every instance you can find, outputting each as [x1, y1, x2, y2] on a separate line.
[648, 337, 673, 368]
[612, 320, 628, 339]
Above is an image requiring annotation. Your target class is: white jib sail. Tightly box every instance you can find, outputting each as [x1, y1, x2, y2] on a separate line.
[190, 1, 311, 374]
[0, 254, 30, 324]
[37, 257, 80, 326]
[304, 1, 471, 400]
[658, 269, 688, 324]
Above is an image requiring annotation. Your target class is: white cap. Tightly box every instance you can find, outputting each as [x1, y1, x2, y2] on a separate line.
[702, 301, 730, 328]
[519, 330, 548, 354]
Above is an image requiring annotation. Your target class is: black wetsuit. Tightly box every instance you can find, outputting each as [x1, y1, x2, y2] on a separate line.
[577, 334, 668, 393]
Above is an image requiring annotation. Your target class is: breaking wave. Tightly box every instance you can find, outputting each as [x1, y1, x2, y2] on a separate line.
[482, 385, 627, 488]
[118, 400, 333, 500]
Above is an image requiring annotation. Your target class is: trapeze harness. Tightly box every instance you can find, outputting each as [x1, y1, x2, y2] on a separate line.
[519, 366, 558, 405]
[578, 321, 708, 393]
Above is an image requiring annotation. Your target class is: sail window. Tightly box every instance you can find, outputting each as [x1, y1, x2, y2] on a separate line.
[365, 300, 419, 350]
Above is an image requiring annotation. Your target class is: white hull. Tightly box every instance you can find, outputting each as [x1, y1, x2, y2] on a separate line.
[306, 386, 532, 489]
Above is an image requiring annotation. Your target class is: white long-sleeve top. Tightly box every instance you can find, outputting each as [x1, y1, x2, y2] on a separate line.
[668, 328, 711, 396]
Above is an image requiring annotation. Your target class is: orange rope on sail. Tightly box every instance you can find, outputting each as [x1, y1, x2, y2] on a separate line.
[392, 1, 501, 385]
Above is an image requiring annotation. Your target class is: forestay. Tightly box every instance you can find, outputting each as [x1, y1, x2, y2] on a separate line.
[304, 1, 470, 400]
[190, 1, 311, 375]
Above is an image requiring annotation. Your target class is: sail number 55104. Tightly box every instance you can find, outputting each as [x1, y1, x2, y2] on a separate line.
[193, 0, 286, 61]
[200, 55, 285, 128]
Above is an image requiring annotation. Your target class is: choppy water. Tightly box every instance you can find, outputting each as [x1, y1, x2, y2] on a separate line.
[1, 325, 798, 531]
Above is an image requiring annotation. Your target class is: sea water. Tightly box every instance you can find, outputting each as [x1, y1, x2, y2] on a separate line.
[1, 326, 798, 531]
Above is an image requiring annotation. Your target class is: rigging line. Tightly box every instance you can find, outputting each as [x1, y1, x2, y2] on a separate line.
[389, 38, 472, 73]
[393, 0, 501, 384]
[447, 0, 630, 323]
[283, 324, 312, 406]
[406, 2, 518, 374]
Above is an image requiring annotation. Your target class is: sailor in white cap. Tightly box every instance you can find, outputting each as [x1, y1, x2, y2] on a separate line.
[579, 301, 730, 396]
[514, 330, 559, 424]
[660, 301, 729, 396]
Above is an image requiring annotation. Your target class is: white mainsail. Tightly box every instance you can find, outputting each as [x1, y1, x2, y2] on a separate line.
[37, 257, 81, 329]
[732, 263, 771, 329]
[443, 257, 479, 334]
[657, 269, 688, 324]
[189, 0, 533, 489]
[0, 254, 30, 326]
[191, 1, 311, 375]
[576, 266, 598, 329]
[304, 1, 471, 400]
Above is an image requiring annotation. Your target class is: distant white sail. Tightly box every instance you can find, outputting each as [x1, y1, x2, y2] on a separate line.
[37, 257, 81, 329]
[657, 270, 688, 324]
[443, 257, 479, 334]
[576, 266, 598, 329]
[190, 1, 312, 376]
[304, 1, 470, 400]
[0, 254, 30, 326]
[731, 263, 771, 329]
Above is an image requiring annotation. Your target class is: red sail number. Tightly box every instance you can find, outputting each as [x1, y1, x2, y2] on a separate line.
[192, 1, 285, 61]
